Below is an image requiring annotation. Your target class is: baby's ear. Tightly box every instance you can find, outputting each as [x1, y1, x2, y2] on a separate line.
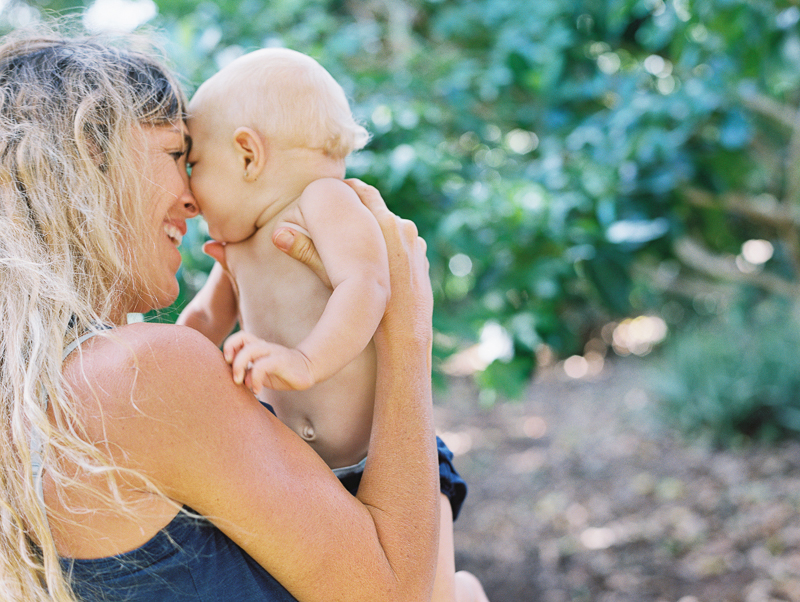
[233, 127, 267, 182]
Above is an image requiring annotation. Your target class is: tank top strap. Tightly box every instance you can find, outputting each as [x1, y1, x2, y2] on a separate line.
[32, 327, 112, 524]
[62, 329, 108, 362]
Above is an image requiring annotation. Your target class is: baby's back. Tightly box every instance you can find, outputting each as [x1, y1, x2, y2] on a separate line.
[227, 226, 376, 470]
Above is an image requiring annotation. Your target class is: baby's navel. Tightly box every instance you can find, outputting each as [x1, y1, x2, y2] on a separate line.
[301, 423, 316, 441]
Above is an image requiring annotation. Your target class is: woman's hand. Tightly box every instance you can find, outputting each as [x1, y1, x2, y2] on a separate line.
[272, 227, 332, 289]
[205, 230, 332, 290]
[339, 179, 439, 597]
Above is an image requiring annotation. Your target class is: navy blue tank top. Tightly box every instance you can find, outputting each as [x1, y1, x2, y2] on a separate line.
[63, 507, 298, 601]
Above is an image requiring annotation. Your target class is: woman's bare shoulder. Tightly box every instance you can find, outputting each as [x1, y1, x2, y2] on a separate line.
[68, 322, 226, 380]
[112, 321, 228, 372]
[65, 323, 291, 496]
[65, 322, 248, 426]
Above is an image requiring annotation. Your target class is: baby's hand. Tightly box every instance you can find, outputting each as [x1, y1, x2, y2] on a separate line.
[223, 331, 316, 392]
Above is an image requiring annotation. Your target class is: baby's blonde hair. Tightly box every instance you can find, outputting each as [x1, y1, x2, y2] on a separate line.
[195, 47, 369, 159]
[0, 27, 186, 601]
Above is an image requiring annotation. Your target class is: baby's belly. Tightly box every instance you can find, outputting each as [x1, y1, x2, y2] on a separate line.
[261, 343, 376, 470]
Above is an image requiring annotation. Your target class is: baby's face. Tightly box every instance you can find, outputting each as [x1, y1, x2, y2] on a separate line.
[186, 108, 257, 243]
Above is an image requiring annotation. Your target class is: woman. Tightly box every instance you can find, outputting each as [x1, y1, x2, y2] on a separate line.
[0, 29, 439, 602]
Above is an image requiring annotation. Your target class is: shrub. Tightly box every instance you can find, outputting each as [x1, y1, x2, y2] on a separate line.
[652, 296, 800, 447]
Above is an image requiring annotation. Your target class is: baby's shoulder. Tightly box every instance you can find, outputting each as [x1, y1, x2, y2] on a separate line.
[298, 178, 360, 209]
[300, 177, 351, 195]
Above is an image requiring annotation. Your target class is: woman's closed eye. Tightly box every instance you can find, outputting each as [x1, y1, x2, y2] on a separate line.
[168, 149, 192, 176]
[170, 135, 192, 165]
[169, 149, 187, 161]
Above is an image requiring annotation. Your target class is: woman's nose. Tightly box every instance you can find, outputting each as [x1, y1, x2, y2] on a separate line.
[180, 187, 199, 217]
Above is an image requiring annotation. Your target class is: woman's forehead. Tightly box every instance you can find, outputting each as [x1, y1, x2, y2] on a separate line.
[147, 122, 190, 144]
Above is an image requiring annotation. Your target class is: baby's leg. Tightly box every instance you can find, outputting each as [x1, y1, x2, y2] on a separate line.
[432, 493, 490, 602]
[454, 572, 490, 602]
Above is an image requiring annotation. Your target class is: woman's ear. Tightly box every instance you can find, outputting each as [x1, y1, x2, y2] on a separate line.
[233, 127, 267, 182]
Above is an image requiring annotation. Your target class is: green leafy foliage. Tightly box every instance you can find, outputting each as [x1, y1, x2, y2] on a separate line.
[7, 0, 800, 407]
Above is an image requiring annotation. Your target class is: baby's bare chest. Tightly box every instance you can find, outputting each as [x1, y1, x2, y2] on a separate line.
[226, 230, 331, 348]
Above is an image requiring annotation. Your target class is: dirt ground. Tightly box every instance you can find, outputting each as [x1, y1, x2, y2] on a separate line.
[435, 356, 800, 602]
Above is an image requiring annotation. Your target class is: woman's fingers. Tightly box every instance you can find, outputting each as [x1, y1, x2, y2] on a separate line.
[343, 178, 390, 217]
[344, 178, 411, 247]
[344, 178, 422, 246]
[272, 227, 332, 289]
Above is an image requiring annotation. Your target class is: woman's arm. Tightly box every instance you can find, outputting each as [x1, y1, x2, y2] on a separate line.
[345, 178, 439, 590]
[89, 183, 438, 602]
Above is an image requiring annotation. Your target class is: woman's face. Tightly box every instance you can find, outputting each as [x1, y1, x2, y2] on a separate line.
[129, 123, 198, 313]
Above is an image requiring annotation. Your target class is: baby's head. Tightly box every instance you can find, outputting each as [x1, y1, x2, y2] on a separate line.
[191, 48, 369, 159]
[187, 48, 369, 242]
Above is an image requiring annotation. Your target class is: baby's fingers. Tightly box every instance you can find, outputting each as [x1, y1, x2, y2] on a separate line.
[223, 332, 262, 384]
[222, 331, 258, 363]
[246, 359, 279, 393]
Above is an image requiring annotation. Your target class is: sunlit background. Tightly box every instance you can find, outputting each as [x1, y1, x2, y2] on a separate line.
[4, 1, 800, 598]
[3, 0, 800, 441]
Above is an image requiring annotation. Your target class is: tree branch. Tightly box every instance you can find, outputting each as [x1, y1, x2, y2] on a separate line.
[673, 237, 798, 298]
[738, 90, 800, 276]
[740, 90, 796, 130]
[683, 187, 800, 229]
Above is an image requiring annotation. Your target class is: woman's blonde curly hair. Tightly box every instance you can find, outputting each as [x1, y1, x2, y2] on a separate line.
[0, 25, 186, 601]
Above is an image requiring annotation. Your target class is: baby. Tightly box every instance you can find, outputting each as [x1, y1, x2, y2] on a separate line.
[179, 48, 489, 602]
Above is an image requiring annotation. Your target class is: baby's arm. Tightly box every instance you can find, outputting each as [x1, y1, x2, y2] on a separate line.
[226, 178, 390, 392]
[224, 330, 314, 391]
[177, 243, 239, 346]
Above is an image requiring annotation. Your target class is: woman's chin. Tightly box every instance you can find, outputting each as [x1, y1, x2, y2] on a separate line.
[132, 281, 180, 314]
